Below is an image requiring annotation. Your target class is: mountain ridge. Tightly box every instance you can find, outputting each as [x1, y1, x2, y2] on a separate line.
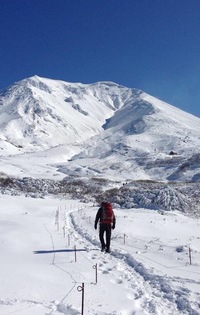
[0, 75, 200, 182]
[0, 76, 133, 151]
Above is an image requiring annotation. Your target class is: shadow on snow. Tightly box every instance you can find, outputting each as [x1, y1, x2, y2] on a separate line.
[33, 248, 88, 254]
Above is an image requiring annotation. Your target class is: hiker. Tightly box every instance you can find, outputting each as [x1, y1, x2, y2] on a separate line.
[94, 201, 116, 253]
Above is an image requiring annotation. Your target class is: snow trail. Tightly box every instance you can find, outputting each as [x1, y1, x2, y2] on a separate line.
[1, 195, 200, 314]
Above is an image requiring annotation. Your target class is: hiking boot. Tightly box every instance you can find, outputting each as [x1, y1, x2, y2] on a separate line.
[101, 245, 106, 252]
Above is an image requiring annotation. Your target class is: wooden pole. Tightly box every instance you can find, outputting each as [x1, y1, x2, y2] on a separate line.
[124, 233, 126, 244]
[74, 245, 77, 262]
[93, 263, 98, 284]
[77, 283, 84, 315]
[189, 246, 192, 265]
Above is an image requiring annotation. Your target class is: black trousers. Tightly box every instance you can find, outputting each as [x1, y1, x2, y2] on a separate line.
[99, 223, 112, 250]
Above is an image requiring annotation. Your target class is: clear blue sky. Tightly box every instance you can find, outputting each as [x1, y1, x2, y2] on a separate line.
[1, 0, 200, 117]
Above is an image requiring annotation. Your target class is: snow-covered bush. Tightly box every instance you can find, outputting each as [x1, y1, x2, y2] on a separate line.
[0, 175, 199, 215]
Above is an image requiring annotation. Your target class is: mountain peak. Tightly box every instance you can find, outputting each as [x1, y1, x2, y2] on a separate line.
[0, 76, 200, 181]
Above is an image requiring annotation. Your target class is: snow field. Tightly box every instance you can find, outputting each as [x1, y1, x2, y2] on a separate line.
[1, 194, 200, 314]
[71, 206, 200, 315]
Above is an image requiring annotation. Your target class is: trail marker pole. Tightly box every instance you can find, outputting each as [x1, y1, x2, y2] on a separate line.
[57, 218, 59, 231]
[77, 283, 85, 315]
[189, 246, 192, 265]
[55, 209, 58, 225]
[57, 208, 60, 231]
[93, 263, 98, 284]
[74, 245, 77, 262]
[124, 233, 126, 244]
[55, 209, 59, 231]
[55, 211, 57, 225]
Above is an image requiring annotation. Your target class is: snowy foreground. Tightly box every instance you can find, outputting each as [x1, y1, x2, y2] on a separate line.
[1, 194, 200, 315]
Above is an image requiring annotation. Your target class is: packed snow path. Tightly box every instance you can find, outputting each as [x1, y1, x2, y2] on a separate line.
[0, 195, 200, 314]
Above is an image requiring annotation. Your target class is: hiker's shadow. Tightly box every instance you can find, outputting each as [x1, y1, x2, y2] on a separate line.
[33, 248, 87, 254]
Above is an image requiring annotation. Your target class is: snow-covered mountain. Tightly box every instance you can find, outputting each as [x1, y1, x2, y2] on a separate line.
[1, 77, 200, 315]
[0, 75, 200, 181]
[0, 76, 127, 150]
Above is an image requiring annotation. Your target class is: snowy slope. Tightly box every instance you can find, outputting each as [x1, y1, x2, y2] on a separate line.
[0, 76, 132, 153]
[1, 194, 200, 315]
[1, 76, 200, 313]
[0, 75, 200, 181]
[55, 92, 200, 181]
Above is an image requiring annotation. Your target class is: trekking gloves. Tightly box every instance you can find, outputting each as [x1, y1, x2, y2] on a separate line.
[94, 222, 115, 229]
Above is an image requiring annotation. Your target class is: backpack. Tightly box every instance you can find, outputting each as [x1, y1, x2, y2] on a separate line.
[101, 202, 114, 224]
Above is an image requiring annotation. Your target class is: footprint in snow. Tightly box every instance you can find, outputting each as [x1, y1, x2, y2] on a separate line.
[110, 277, 123, 284]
